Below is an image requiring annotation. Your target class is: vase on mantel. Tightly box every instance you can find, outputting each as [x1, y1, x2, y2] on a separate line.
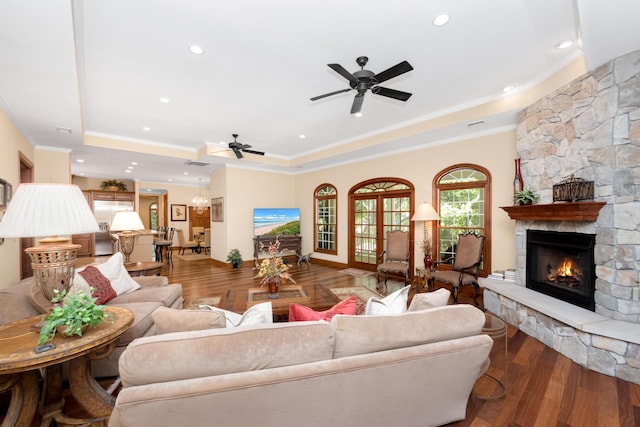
[513, 158, 524, 197]
[266, 278, 280, 299]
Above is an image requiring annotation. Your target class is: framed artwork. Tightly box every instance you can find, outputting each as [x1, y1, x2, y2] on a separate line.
[0, 179, 6, 209]
[211, 197, 224, 222]
[171, 204, 187, 221]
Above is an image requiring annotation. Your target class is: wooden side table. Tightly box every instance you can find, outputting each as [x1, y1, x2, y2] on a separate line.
[0, 307, 134, 426]
[125, 261, 163, 277]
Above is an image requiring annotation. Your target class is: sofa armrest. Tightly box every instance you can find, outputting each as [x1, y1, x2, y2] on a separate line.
[133, 276, 169, 287]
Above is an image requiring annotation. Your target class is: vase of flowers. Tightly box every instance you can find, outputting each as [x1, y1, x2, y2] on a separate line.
[254, 239, 296, 299]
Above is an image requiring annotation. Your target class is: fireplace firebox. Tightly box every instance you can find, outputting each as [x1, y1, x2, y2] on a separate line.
[526, 230, 596, 311]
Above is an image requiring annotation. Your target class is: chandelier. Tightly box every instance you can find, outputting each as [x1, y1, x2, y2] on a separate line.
[191, 178, 208, 215]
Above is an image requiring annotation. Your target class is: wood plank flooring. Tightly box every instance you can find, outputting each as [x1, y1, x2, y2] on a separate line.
[5, 255, 640, 426]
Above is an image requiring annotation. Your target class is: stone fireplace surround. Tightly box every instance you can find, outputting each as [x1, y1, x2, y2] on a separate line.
[482, 49, 640, 385]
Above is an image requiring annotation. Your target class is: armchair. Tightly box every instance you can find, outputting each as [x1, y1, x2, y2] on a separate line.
[376, 230, 410, 287]
[427, 233, 485, 305]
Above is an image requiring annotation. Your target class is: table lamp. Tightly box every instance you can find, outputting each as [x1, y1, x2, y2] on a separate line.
[110, 211, 145, 265]
[411, 202, 440, 269]
[0, 183, 100, 301]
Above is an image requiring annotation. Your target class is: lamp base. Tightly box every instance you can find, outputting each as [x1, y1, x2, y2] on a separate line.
[25, 243, 81, 301]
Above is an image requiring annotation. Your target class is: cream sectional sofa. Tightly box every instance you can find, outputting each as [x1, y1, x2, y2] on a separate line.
[110, 304, 492, 427]
[0, 274, 182, 378]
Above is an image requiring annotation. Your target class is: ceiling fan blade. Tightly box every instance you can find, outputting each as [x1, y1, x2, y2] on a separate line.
[310, 88, 352, 101]
[351, 92, 365, 114]
[230, 147, 243, 159]
[372, 86, 412, 101]
[328, 63, 359, 85]
[242, 149, 265, 156]
[374, 60, 413, 84]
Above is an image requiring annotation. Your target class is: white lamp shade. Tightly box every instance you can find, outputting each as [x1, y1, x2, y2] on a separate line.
[0, 183, 99, 238]
[110, 211, 145, 231]
[411, 202, 440, 221]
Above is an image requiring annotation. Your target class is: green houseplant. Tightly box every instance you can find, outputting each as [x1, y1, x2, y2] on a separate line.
[100, 179, 128, 191]
[38, 289, 114, 345]
[514, 189, 539, 206]
[226, 249, 243, 268]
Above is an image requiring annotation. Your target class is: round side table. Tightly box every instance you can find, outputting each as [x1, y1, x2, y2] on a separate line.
[473, 312, 507, 400]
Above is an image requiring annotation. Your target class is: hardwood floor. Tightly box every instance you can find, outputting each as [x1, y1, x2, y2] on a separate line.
[5, 256, 640, 426]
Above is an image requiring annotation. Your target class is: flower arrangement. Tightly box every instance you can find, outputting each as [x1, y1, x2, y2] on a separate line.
[254, 239, 296, 286]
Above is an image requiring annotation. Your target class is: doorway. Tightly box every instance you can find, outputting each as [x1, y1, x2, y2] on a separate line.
[348, 178, 414, 272]
[19, 153, 34, 279]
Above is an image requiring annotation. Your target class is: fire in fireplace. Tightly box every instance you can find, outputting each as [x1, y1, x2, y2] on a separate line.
[526, 230, 595, 311]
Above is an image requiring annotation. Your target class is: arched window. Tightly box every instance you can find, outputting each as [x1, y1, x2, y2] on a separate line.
[433, 164, 491, 276]
[314, 184, 337, 254]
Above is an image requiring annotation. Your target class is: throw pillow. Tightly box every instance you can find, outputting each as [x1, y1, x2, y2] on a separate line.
[289, 295, 358, 322]
[408, 288, 451, 311]
[151, 306, 226, 334]
[78, 265, 117, 304]
[201, 301, 273, 327]
[364, 285, 410, 316]
[95, 252, 141, 295]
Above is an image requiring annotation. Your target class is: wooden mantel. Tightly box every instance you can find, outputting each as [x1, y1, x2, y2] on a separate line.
[500, 201, 606, 222]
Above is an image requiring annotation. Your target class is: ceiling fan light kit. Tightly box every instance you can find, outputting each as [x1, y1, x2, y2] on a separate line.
[311, 56, 413, 114]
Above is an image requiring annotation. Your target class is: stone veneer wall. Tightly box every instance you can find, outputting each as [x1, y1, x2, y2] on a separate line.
[493, 49, 640, 384]
[515, 49, 640, 321]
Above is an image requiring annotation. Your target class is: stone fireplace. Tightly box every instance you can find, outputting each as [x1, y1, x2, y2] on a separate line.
[526, 230, 596, 311]
[482, 49, 640, 384]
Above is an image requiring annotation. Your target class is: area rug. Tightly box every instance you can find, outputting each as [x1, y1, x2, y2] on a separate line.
[329, 286, 384, 315]
[175, 253, 210, 261]
[183, 296, 222, 310]
[339, 268, 375, 277]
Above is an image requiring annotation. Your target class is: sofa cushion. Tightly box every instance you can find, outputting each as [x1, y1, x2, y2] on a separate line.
[0, 284, 40, 324]
[151, 306, 226, 334]
[119, 321, 335, 387]
[289, 295, 358, 322]
[331, 304, 486, 358]
[408, 288, 451, 311]
[364, 285, 410, 315]
[114, 301, 163, 346]
[78, 266, 117, 304]
[202, 302, 272, 327]
[108, 284, 182, 308]
[73, 252, 140, 296]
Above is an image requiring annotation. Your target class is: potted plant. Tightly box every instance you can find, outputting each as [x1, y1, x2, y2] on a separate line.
[514, 189, 539, 206]
[100, 179, 128, 191]
[226, 249, 243, 268]
[38, 289, 114, 345]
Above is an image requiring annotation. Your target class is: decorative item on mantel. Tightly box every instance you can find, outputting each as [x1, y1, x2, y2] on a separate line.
[513, 158, 524, 196]
[553, 175, 594, 202]
[514, 189, 539, 206]
[254, 239, 296, 299]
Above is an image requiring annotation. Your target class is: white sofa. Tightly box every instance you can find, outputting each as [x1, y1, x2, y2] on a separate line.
[110, 304, 492, 427]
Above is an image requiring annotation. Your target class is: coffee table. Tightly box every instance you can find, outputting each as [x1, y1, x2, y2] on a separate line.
[0, 306, 134, 426]
[222, 284, 339, 321]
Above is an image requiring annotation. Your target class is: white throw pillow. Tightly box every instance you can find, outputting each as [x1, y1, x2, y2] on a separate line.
[364, 285, 410, 316]
[408, 288, 451, 311]
[202, 301, 273, 328]
[71, 252, 140, 297]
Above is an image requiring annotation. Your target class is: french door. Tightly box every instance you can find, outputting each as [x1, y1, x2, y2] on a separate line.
[349, 179, 413, 272]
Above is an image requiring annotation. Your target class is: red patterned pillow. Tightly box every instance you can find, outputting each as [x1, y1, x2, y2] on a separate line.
[289, 296, 358, 322]
[78, 265, 117, 305]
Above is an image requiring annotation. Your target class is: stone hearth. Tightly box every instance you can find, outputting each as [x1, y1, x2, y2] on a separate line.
[487, 49, 640, 384]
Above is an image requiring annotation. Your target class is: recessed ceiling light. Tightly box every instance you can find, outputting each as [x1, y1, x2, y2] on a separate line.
[76, 159, 84, 163]
[503, 85, 515, 93]
[131, 161, 138, 165]
[168, 179, 173, 182]
[299, 134, 306, 139]
[142, 126, 150, 131]
[125, 170, 131, 173]
[354, 112, 363, 118]
[183, 172, 189, 175]
[556, 40, 573, 49]
[189, 45, 205, 55]
[433, 14, 450, 26]
[128, 166, 134, 170]
[160, 97, 170, 104]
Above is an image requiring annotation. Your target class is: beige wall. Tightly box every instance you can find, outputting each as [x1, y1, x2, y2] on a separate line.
[34, 147, 71, 184]
[0, 109, 34, 287]
[292, 130, 517, 270]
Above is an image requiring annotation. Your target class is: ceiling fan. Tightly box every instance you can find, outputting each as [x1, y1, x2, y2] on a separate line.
[310, 56, 413, 114]
[228, 134, 265, 159]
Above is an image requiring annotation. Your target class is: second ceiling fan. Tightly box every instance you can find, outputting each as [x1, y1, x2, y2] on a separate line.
[311, 56, 414, 114]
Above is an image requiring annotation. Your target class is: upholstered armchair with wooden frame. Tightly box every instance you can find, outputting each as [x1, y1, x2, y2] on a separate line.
[427, 233, 485, 306]
[376, 230, 411, 288]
